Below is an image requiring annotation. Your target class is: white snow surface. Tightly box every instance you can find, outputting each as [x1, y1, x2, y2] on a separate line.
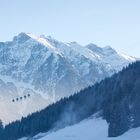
[20, 116, 140, 140]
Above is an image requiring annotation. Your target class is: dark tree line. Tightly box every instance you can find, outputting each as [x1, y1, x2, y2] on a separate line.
[0, 120, 3, 137]
[1, 61, 140, 140]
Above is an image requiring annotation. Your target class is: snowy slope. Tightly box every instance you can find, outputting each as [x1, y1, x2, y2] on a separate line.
[0, 33, 136, 124]
[20, 116, 140, 140]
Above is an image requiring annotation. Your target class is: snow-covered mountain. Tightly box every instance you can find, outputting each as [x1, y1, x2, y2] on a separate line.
[0, 33, 135, 124]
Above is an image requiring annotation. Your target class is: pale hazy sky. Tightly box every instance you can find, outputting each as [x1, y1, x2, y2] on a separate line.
[0, 0, 140, 57]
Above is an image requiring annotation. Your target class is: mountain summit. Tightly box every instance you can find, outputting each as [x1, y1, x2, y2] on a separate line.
[0, 33, 136, 124]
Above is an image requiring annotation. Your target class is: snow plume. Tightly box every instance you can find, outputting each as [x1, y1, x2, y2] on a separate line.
[52, 101, 79, 131]
[52, 99, 99, 132]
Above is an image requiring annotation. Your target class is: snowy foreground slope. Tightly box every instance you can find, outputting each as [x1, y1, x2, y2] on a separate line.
[20, 116, 140, 140]
[0, 33, 136, 124]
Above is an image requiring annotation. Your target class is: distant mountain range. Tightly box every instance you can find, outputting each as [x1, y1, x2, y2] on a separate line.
[0, 33, 136, 124]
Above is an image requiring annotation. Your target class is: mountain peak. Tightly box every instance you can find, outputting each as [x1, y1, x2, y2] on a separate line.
[103, 45, 115, 51]
[86, 43, 103, 52]
[13, 32, 31, 43]
[103, 45, 117, 54]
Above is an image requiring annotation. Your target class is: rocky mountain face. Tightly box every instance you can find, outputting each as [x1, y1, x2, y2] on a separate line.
[0, 33, 135, 124]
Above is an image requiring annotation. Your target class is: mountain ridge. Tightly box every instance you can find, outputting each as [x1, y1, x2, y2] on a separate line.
[0, 33, 136, 124]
